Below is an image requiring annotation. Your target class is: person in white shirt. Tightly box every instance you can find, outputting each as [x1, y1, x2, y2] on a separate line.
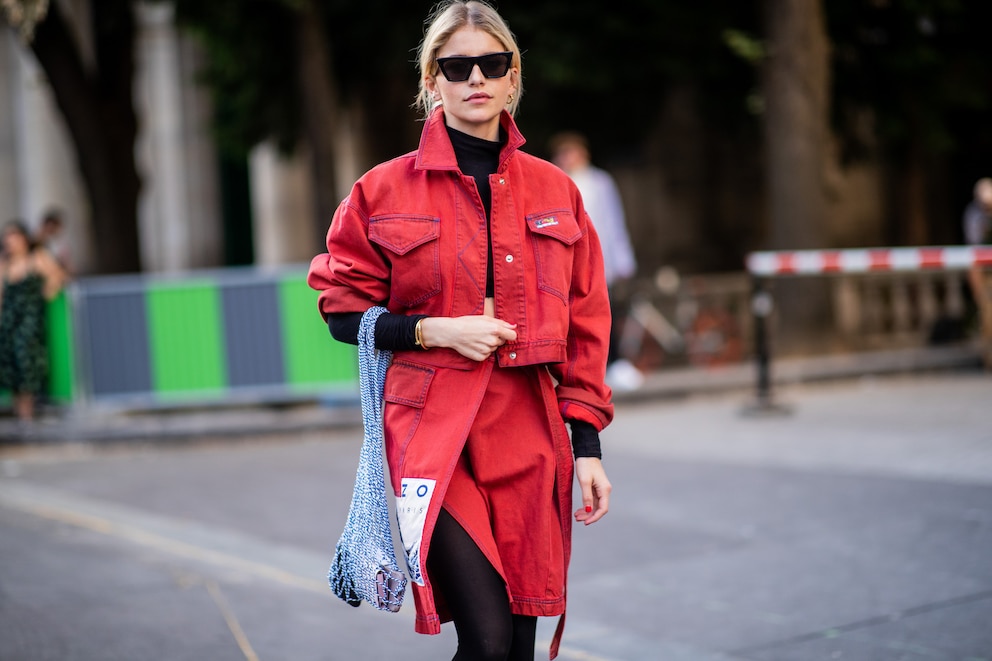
[963, 178, 992, 245]
[963, 177, 992, 368]
[550, 131, 642, 389]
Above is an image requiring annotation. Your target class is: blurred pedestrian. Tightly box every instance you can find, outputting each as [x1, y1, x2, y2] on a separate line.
[34, 207, 72, 275]
[963, 177, 992, 367]
[0, 219, 66, 421]
[307, 2, 613, 659]
[550, 130, 642, 390]
[963, 177, 992, 245]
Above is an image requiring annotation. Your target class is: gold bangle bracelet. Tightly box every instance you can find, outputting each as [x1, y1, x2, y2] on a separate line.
[415, 318, 428, 350]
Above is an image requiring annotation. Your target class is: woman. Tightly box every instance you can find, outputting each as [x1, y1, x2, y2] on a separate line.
[0, 219, 65, 421]
[308, 2, 613, 659]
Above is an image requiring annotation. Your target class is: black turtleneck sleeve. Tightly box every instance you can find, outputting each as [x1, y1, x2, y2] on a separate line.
[327, 312, 426, 351]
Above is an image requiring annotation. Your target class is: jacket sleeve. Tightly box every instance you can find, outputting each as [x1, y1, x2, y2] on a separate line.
[548, 198, 615, 432]
[307, 191, 391, 319]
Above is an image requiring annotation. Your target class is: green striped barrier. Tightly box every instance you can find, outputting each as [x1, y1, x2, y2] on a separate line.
[13, 267, 359, 409]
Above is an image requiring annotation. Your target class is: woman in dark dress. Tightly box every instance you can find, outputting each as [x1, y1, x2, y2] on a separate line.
[0, 219, 65, 421]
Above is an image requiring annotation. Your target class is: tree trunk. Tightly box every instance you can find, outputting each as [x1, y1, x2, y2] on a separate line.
[763, 0, 829, 250]
[296, 1, 340, 250]
[30, 0, 141, 274]
[762, 0, 831, 350]
[899, 113, 930, 245]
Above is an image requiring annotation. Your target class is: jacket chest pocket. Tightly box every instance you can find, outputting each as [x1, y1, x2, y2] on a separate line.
[369, 215, 441, 307]
[526, 209, 582, 305]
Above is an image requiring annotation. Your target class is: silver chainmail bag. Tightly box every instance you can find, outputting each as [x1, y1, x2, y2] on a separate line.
[327, 305, 406, 612]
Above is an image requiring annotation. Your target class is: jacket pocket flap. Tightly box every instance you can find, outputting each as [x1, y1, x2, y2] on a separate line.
[384, 361, 435, 408]
[369, 215, 440, 255]
[525, 210, 582, 245]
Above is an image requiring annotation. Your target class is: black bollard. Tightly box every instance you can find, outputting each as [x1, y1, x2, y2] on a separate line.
[741, 277, 791, 416]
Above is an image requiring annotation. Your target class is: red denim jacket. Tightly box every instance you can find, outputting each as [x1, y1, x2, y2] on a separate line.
[308, 109, 614, 430]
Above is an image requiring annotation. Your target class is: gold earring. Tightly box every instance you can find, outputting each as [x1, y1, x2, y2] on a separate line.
[506, 94, 514, 105]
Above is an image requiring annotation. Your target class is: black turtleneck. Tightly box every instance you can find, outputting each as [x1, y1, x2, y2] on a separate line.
[446, 124, 502, 297]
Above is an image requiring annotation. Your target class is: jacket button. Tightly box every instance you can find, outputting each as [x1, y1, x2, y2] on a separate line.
[505, 254, 514, 263]
[498, 177, 505, 185]
[509, 351, 517, 359]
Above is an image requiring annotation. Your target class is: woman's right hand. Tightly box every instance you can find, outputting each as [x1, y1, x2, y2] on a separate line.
[419, 315, 517, 361]
[35, 248, 66, 300]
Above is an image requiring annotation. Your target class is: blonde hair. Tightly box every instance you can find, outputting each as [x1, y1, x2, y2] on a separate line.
[414, 0, 523, 118]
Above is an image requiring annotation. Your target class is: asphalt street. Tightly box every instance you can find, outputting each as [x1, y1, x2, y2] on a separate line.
[1, 369, 991, 661]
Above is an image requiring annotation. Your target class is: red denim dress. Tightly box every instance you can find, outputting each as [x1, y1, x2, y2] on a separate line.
[384, 352, 574, 651]
[308, 109, 613, 659]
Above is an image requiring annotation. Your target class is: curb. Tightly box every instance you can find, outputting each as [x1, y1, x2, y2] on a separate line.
[1, 344, 984, 447]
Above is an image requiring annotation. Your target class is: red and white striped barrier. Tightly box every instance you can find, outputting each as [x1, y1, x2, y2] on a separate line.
[746, 245, 992, 276]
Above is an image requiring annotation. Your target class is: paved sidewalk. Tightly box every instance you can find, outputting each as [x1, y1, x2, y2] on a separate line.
[0, 344, 982, 445]
[1, 361, 990, 660]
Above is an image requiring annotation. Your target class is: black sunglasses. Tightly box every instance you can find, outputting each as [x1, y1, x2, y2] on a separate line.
[436, 52, 513, 82]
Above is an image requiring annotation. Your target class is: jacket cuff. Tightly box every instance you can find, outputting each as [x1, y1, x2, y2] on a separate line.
[558, 392, 613, 431]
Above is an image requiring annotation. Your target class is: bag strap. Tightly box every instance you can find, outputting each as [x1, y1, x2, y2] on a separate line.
[358, 306, 391, 434]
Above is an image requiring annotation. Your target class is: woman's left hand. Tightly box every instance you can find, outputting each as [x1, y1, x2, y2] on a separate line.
[573, 456, 611, 526]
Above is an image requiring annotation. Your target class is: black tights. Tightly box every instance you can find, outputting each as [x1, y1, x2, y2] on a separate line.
[427, 508, 538, 661]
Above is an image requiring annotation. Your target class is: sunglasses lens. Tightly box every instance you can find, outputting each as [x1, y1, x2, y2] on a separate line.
[479, 53, 511, 78]
[439, 58, 473, 82]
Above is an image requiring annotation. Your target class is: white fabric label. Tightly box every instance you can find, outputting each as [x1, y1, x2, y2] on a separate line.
[396, 477, 436, 586]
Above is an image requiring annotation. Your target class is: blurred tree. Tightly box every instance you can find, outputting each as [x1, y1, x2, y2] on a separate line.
[502, 1, 763, 272]
[501, 2, 760, 156]
[171, 0, 761, 158]
[6, 0, 142, 273]
[170, 0, 761, 209]
[762, 0, 829, 253]
[9, 0, 990, 274]
[827, 0, 992, 245]
[168, 0, 425, 245]
[296, 0, 340, 247]
[760, 0, 832, 347]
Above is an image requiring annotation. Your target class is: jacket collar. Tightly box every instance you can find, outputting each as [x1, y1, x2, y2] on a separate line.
[415, 107, 527, 173]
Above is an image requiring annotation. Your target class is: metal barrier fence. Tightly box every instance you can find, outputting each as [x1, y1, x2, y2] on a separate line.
[14, 265, 358, 411]
[745, 245, 992, 411]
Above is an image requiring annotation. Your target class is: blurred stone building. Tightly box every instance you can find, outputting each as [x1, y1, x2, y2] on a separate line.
[0, 0, 318, 275]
